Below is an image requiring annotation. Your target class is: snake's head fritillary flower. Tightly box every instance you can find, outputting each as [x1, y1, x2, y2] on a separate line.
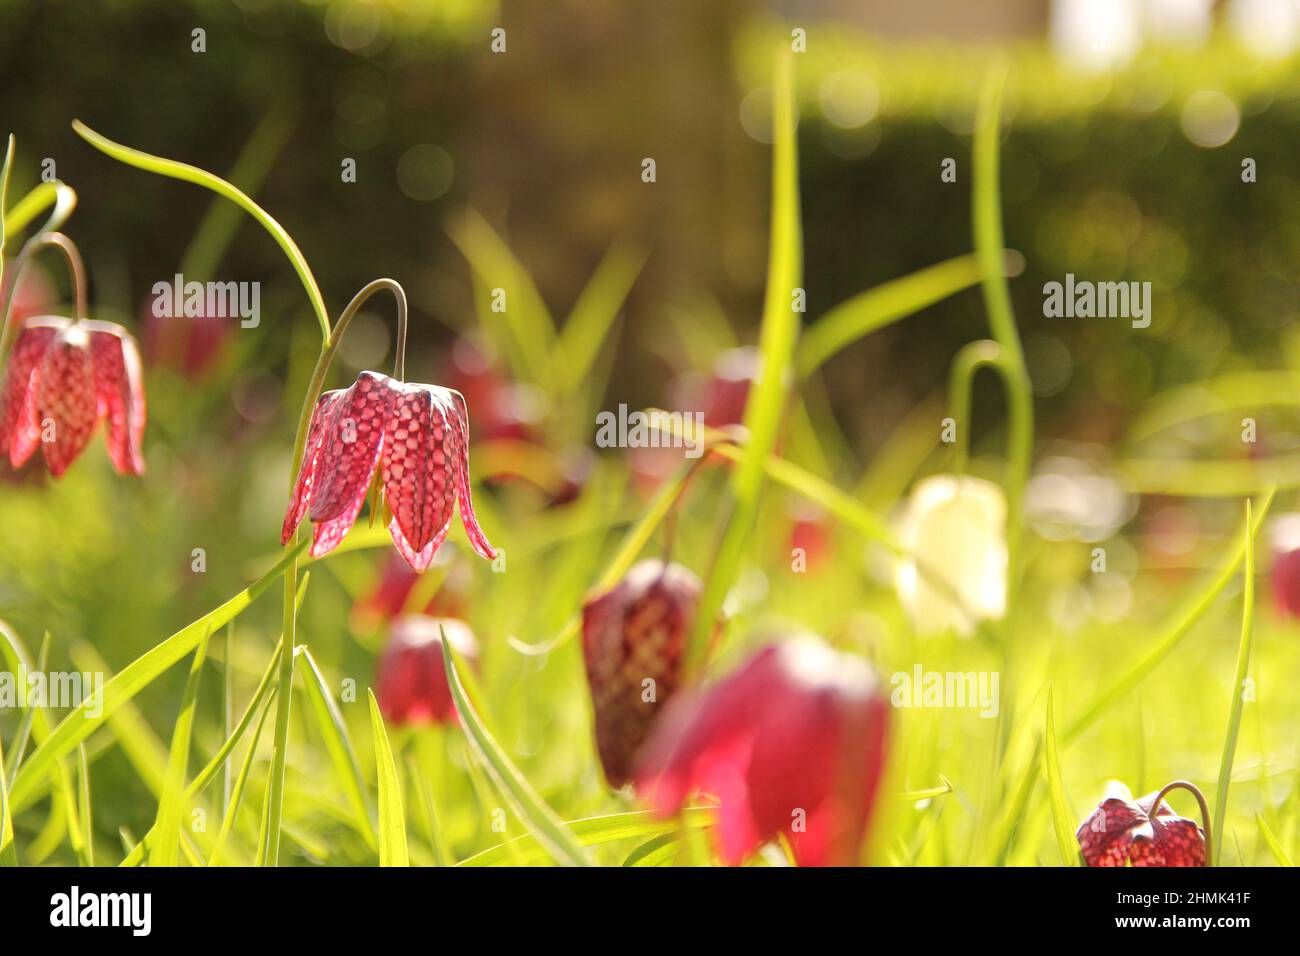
[581, 559, 706, 788]
[281, 370, 496, 571]
[375, 615, 477, 726]
[0, 316, 146, 477]
[894, 474, 1007, 637]
[1076, 781, 1208, 867]
[1269, 513, 1300, 619]
[634, 637, 890, 867]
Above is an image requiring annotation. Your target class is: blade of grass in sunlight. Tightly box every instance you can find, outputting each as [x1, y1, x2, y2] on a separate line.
[70, 642, 167, 797]
[77, 745, 93, 867]
[300, 648, 378, 852]
[1044, 687, 1080, 866]
[1116, 453, 1300, 496]
[1126, 370, 1300, 445]
[688, 45, 802, 672]
[623, 832, 678, 867]
[0, 623, 38, 788]
[555, 237, 646, 394]
[509, 459, 695, 656]
[0, 135, 14, 275]
[900, 778, 954, 803]
[407, 752, 450, 867]
[448, 206, 557, 390]
[71, 120, 330, 338]
[149, 630, 212, 866]
[1256, 814, 1294, 866]
[797, 252, 1001, 379]
[1063, 487, 1275, 744]
[0, 732, 16, 866]
[441, 632, 592, 866]
[208, 686, 277, 867]
[1213, 498, 1257, 866]
[9, 538, 307, 812]
[459, 808, 715, 867]
[367, 690, 409, 867]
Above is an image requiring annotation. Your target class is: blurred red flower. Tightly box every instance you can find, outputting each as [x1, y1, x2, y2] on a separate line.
[635, 637, 890, 866]
[281, 370, 496, 570]
[375, 616, 477, 726]
[581, 559, 702, 788]
[0, 316, 146, 476]
[1076, 781, 1208, 867]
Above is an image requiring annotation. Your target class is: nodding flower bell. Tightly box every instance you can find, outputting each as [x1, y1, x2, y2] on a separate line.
[894, 474, 1007, 637]
[281, 371, 496, 570]
[635, 637, 890, 867]
[581, 559, 703, 788]
[279, 280, 495, 572]
[0, 234, 146, 477]
[1076, 780, 1210, 867]
[375, 615, 477, 726]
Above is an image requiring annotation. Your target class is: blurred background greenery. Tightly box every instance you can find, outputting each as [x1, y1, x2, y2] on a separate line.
[1, 0, 1299, 866]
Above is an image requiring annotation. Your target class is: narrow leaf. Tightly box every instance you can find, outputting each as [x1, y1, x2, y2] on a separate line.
[367, 690, 409, 866]
[1045, 687, 1080, 866]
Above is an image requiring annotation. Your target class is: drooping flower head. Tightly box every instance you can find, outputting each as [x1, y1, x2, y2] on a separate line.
[0, 316, 146, 477]
[635, 637, 890, 867]
[895, 474, 1007, 636]
[375, 615, 477, 726]
[281, 370, 496, 571]
[1076, 780, 1209, 867]
[581, 559, 705, 788]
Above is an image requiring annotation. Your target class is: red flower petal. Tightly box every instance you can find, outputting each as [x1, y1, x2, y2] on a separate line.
[375, 616, 478, 726]
[1077, 785, 1207, 867]
[37, 327, 99, 477]
[281, 389, 344, 545]
[0, 319, 61, 467]
[308, 371, 391, 524]
[448, 390, 496, 560]
[581, 560, 697, 788]
[388, 513, 453, 573]
[635, 639, 889, 867]
[380, 383, 456, 557]
[87, 322, 146, 476]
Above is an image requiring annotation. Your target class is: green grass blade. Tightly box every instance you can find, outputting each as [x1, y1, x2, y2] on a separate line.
[1045, 686, 1080, 866]
[1256, 814, 1294, 866]
[0, 624, 40, 788]
[71, 120, 330, 339]
[797, 253, 985, 379]
[441, 632, 592, 866]
[1064, 486, 1275, 744]
[208, 686, 277, 867]
[448, 206, 557, 389]
[367, 690, 409, 866]
[555, 238, 646, 392]
[9, 538, 306, 812]
[0, 134, 13, 277]
[622, 832, 679, 867]
[149, 629, 211, 866]
[459, 808, 714, 867]
[77, 744, 93, 867]
[688, 45, 802, 670]
[0, 731, 16, 866]
[1213, 497, 1259, 865]
[299, 648, 377, 851]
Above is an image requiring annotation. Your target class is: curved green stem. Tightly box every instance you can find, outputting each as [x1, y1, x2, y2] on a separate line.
[973, 64, 1034, 609]
[0, 231, 89, 358]
[71, 120, 331, 341]
[264, 278, 408, 865]
[947, 338, 1004, 476]
[1151, 779, 1214, 867]
[3, 181, 78, 246]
